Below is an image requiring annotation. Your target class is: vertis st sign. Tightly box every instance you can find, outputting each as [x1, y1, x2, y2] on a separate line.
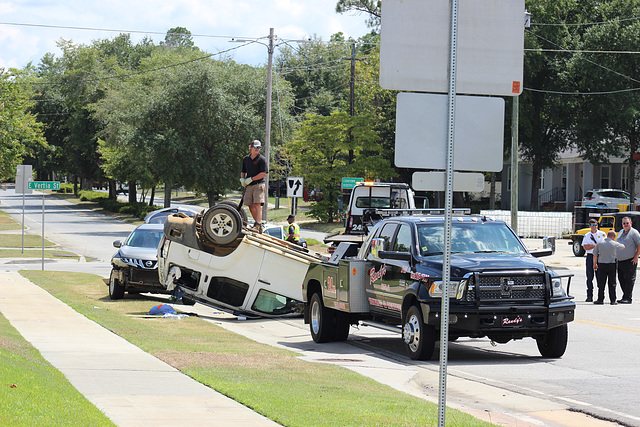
[28, 181, 60, 191]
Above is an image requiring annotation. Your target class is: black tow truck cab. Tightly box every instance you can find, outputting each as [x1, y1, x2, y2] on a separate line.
[302, 214, 575, 360]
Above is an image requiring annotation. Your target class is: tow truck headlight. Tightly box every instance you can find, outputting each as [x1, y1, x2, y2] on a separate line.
[551, 277, 565, 297]
[429, 279, 467, 299]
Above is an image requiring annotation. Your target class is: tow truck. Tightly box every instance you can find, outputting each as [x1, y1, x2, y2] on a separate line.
[302, 213, 575, 360]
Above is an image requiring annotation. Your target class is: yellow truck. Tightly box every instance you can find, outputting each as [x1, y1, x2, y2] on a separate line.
[566, 211, 640, 256]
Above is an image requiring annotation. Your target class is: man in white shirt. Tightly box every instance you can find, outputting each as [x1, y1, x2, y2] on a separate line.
[582, 219, 606, 302]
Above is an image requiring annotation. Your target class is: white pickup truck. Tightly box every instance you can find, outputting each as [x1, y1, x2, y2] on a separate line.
[157, 202, 325, 317]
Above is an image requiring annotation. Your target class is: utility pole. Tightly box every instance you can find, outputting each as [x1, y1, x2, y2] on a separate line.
[511, 96, 519, 234]
[342, 42, 364, 164]
[263, 27, 274, 223]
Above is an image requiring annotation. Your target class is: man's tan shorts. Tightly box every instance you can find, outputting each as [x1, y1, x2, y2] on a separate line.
[244, 182, 265, 205]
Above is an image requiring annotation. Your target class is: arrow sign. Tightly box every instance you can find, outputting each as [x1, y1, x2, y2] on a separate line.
[287, 177, 303, 198]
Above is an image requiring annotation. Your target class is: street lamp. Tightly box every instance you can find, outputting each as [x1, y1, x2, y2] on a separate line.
[230, 28, 275, 223]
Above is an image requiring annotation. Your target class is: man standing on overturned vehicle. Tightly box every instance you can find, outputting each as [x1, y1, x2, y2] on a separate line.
[240, 139, 267, 233]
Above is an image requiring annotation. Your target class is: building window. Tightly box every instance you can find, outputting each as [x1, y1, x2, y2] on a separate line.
[622, 165, 629, 190]
[601, 166, 611, 188]
[540, 170, 545, 191]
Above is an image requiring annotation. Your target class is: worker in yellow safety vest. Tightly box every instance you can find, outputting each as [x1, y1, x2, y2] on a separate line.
[284, 214, 301, 245]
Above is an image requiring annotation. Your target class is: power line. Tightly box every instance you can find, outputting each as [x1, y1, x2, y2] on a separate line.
[531, 16, 640, 27]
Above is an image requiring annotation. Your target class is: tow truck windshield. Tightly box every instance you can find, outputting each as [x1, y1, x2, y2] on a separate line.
[417, 222, 526, 256]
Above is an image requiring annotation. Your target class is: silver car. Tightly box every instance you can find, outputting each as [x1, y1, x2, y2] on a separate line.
[109, 223, 166, 300]
[582, 189, 636, 208]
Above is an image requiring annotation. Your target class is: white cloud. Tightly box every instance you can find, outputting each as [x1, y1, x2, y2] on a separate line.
[0, 0, 370, 69]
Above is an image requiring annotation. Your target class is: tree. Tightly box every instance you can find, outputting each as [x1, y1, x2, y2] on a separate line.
[0, 69, 46, 180]
[569, 0, 640, 201]
[276, 34, 352, 117]
[160, 27, 195, 50]
[288, 111, 394, 222]
[335, 0, 381, 29]
[132, 59, 293, 206]
[516, 0, 597, 209]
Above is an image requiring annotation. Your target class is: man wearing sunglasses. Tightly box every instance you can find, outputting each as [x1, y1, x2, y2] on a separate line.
[616, 217, 640, 304]
[582, 219, 606, 302]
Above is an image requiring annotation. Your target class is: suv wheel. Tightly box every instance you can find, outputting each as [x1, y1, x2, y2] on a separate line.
[109, 269, 125, 300]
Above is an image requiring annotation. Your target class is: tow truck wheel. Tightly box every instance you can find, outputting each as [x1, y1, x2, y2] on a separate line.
[217, 200, 249, 225]
[310, 292, 334, 343]
[109, 269, 125, 300]
[572, 239, 585, 257]
[202, 204, 242, 245]
[536, 324, 568, 358]
[403, 305, 436, 360]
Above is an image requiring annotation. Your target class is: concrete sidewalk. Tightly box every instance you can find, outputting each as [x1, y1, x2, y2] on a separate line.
[0, 272, 278, 427]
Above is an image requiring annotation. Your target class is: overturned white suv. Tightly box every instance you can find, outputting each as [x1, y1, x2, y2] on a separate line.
[157, 202, 324, 317]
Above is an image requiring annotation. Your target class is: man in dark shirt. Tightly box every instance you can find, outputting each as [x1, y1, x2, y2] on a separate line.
[240, 140, 267, 232]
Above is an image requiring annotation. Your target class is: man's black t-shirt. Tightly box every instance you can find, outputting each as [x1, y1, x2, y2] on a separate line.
[242, 153, 267, 185]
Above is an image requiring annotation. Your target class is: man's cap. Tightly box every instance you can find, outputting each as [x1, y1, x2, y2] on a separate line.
[250, 140, 261, 149]
[287, 214, 295, 220]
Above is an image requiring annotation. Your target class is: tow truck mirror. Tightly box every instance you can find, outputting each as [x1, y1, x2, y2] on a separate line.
[371, 238, 385, 258]
[113, 240, 122, 248]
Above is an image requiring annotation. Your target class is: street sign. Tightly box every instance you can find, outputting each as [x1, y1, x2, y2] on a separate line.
[380, 0, 525, 96]
[341, 177, 364, 190]
[412, 171, 484, 192]
[28, 181, 60, 191]
[287, 177, 304, 198]
[395, 93, 504, 172]
[15, 165, 33, 194]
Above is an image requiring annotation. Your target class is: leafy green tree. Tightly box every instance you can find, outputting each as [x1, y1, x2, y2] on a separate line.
[568, 0, 640, 200]
[336, 0, 381, 29]
[276, 34, 352, 117]
[0, 69, 46, 180]
[516, 0, 599, 209]
[160, 27, 195, 49]
[288, 111, 394, 222]
[134, 59, 291, 206]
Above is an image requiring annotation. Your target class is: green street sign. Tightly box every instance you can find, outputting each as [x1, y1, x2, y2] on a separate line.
[28, 181, 60, 191]
[341, 177, 364, 190]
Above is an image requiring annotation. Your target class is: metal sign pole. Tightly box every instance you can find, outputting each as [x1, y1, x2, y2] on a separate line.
[41, 193, 45, 270]
[22, 191, 25, 254]
[439, 0, 459, 425]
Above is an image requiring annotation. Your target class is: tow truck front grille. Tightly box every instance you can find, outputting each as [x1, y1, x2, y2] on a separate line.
[468, 273, 547, 301]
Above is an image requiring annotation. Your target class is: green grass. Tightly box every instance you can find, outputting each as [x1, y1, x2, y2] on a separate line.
[0, 249, 80, 259]
[0, 234, 56, 248]
[0, 210, 23, 231]
[21, 270, 494, 427]
[0, 312, 115, 426]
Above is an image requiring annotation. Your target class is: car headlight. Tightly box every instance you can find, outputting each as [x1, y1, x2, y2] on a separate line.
[429, 279, 467, 299]
[551, 277, 566, 297]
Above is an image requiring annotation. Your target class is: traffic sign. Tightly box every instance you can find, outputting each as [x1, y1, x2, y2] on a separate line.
[287, 177, 304, 198]
[341, 177, 364, 190]
[28, 181, 60, 191]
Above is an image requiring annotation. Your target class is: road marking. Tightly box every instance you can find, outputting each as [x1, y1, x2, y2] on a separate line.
[575, 319, 640, 333]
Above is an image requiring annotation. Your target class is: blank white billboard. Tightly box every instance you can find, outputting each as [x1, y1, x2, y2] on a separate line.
[380, 0, 525, 97]
[394, 92, 504, 172]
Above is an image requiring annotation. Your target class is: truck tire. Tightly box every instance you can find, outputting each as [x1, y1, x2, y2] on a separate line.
[310, 292, 334, 343]
[333, 311, 350, 341]
[536, 324, 568, 358]
[572, 239, 585, 257]
[217, 200, 249, 226]
[109, 269, 125, 300]
[403, 305, 436, 360]
[202, 204, 242, 245]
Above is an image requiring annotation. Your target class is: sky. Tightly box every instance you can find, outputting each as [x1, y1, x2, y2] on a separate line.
[0, 0, 372, 70]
